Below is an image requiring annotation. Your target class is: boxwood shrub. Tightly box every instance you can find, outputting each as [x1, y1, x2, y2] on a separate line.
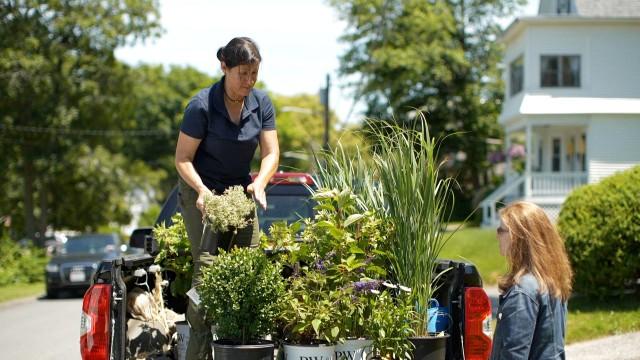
[558, 165, 640, 297]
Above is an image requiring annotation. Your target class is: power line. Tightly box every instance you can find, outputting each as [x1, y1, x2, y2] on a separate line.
[0, 124, 175, 137]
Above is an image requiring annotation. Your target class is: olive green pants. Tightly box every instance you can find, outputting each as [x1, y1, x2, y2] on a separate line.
[178, 178, 259, 360]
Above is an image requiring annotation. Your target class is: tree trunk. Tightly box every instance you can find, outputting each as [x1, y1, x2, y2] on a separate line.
[37, 177, 49, 247]
[23, 158, 37, 242]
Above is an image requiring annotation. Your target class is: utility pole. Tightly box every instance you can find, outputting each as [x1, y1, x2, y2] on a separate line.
[320, 74, 330, 150]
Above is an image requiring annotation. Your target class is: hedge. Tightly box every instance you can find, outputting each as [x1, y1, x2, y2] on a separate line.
[558, 165, 640, 297]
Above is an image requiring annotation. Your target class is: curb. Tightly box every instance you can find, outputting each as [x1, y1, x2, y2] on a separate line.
[0, 294, 42, 310]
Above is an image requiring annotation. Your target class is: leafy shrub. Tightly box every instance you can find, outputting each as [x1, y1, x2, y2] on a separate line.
[0, 235, 48, 286]
[199, 247, 285, 344]
[152, 214, 192, 297]
[558, 166, 640, 297]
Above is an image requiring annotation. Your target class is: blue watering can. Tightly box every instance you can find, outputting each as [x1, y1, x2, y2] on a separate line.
[427, 299, 450, 333]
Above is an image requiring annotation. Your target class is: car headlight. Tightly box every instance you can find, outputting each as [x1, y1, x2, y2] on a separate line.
[45, 263, 59, 273]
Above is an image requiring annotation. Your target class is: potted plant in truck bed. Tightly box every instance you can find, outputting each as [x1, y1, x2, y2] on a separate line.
[199, 246, 285, 360]
[371, 118, 455, 360]
[314, 116, 456, 360]
[196, 185, 285, 360]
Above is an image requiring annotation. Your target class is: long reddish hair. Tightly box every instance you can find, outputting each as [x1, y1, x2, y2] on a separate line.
[498, 201, 573, 301]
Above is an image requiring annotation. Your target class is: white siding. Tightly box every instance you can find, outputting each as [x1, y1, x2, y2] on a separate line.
[526, 23, 640, 98]
[587, 115, 640, 183]
[500, 20, 640, 124]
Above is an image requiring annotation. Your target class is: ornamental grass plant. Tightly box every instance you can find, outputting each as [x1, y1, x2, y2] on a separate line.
[314, 114, 456, 338]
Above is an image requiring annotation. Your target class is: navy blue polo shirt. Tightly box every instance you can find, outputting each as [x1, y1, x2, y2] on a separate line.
[180, 77, 276, 193]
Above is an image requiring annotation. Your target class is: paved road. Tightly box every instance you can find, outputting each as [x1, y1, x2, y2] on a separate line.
[0, 293, 82, 360]
[485, 286, 640, 360]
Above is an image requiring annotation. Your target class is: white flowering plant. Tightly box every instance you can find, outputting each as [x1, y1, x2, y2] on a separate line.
[202, 185, 255, 234]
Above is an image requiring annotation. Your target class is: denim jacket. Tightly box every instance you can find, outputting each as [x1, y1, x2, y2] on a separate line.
[490, 274, 567, 360]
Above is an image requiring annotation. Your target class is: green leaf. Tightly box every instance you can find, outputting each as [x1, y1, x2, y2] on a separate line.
[312, 319, 321, 335]
[344, 213, 364, 227]
[349, 244, 366, 255]
[331, 326, 340, 338]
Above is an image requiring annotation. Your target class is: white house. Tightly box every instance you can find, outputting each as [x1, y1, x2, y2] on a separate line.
[481, 0, 640, 227]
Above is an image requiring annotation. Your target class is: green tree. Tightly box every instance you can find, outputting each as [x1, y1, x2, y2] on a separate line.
[329, 0, 524, 218]
[0, 0, 162, 242]
[124, 64, 214, 198]
[271, 93, 326, 171]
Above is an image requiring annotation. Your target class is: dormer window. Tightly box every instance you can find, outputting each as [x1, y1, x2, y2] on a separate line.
[557, 0, 572, 14]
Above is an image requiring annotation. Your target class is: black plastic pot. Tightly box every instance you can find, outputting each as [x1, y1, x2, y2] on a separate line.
[211, 340, 275, 360]
[409, 335, 449, 360]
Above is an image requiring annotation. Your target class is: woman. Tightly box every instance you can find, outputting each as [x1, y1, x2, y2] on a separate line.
[174, 37, 279, 360]
[491, 201, 573, 360]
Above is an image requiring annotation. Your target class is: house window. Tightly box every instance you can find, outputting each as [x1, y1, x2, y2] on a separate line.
[541, 55, 580, 87]
[552, 138, 561, 172]
[510, 55, 524, 96]
[557, 0, 572, 14]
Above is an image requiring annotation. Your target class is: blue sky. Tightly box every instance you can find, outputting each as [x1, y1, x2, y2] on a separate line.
[116, 0, 539, 124]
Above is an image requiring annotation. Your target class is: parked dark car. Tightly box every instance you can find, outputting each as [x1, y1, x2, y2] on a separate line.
[45, 233, 121, 298]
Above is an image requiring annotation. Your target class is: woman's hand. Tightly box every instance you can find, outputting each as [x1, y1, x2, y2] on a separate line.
[196, 187, 213, 215]
[247, 182, 267, 210]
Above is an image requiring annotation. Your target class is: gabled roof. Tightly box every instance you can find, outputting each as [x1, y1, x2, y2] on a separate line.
[574, 0, 640, 17]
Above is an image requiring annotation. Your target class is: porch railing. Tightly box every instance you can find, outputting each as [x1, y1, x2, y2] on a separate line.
[480, 174, 525, 227]
[531, 172, 588, 197]
[480, 171, 588, 227]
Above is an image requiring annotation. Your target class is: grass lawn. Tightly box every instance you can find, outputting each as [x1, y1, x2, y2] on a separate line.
[567, 294, 640, 344]
[441, 226, 506, 285]
[0, 282, 44, 304]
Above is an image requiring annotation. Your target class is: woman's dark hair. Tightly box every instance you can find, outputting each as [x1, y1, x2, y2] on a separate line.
[216, 37, 261, 68]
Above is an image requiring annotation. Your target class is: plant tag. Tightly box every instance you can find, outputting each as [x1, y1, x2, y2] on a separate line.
[186, 287, 201, 307]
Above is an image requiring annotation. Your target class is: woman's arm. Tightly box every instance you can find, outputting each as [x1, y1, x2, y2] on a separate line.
[248, 129, 279, 209]
[175, 131, 212, 213]
[493, 290, 539, 359]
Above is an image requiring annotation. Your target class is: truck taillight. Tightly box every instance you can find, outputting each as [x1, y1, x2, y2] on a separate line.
[464, 287, 493, 360]
[80, 284, 112, 360]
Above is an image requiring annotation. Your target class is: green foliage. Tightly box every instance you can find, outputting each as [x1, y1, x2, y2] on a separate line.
[199, 247, 285, 344]
[0, 235, 47, 286]
[367, 290, 416, 359]
[301, 189, 393, 340]
[272, 188, 414, 354]
[558, 166, 640, 297]
[328, 0, 525, 217]
[152, 214, 192, 297]
[278, 269, 342, 344]
[124, 65, 215, 196]
[0, 0, 162, 240]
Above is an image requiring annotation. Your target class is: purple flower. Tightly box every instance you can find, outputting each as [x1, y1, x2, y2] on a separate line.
[315, 259, 326, 271]
[352, 280, 382, 293]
